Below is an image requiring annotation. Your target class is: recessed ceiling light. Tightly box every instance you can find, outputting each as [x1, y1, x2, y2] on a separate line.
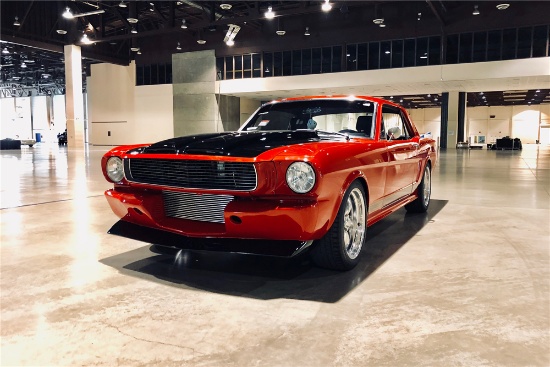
[127, 17, 138, 24]
[276, 30, 286, 36]
[322, 0, 332, 12]
[130, 46, 140, 52]
[118, 1, 127, 8]
[56, 29, 67, 35]
[304, 27, 310, 36]
[496, 3, 509, 10]
[181, 19, 187, 29]
[220, 3, 232, 10]
[472, 5, 480, 15]
[197, 39, 206, 45]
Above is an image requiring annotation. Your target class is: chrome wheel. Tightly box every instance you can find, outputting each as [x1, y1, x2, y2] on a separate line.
[406, 163, 431, 213]
[422, 166, 431, 207]
[311, 181, 367, 271]
[343, 187, 366, 260]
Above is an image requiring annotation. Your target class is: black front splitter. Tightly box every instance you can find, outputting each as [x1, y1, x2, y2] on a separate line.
[108, 220, 313, 257]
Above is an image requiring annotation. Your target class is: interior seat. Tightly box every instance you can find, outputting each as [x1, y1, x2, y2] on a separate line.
[356, 116, 373, 136]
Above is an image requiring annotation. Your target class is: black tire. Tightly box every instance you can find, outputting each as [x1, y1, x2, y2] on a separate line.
[310, 181, 367, 271]
[405, 163, 431, 213]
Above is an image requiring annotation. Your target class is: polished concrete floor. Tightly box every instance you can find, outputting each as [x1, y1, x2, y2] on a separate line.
[1, 143, 549, 366]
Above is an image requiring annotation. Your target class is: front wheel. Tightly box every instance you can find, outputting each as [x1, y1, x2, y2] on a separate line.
[406, 163, 431, 213]
[311, 181, 367, 271]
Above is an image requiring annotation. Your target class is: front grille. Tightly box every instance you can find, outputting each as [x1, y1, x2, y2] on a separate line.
[163, 191, 233, 223]
[125, 159, 257, 191]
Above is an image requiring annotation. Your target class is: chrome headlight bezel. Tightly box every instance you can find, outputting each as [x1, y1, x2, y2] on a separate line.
[286, 161, 316, 194]
[106, 156, 124, 183]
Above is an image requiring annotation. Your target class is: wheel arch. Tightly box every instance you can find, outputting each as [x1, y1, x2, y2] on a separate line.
[321, 171, 370, 236]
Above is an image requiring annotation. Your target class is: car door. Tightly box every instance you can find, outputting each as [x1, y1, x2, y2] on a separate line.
[381, 104, 419, 206]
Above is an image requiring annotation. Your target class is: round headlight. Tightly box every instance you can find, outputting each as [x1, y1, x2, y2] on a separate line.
[286, 162, 316, 194]
[106, 157, 124, 182]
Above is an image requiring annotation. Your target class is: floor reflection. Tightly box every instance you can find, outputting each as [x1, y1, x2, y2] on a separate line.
[100, 199, 448, 303]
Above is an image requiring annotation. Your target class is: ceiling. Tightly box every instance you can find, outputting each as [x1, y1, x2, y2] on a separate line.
[1, 1, 549, 106]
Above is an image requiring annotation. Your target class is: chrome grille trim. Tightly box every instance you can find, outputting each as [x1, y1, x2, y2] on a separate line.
[163, 191, 233, 224]
[125, 158, 257, 191]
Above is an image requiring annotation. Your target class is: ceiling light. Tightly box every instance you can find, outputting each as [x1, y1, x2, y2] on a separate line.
[417, 12, 421, 21]
[176, 42, 182, 50]
[118, 1, 127, 8]
[137, 50, 142, 55]
[304, 27, 310, 36]
[373, 18, 384, 25]
[536, 89, 540, 92]
[13, 16, 21, 26]
[131, 26, 137, 34]
[62, 7, 73, 18]
[21, 62, 27, 68]
[384, 50, 390, 54]
[224, 24, 240, 46]
[56, 29, 67, 35]
[472, 5, 480, 15]
[420, 53, 427, 59]
[220, 3, 232, 10]
[130, 46, 140, 52]
[276, 30, 286, 36]
[265, 6, 275, 19]
[2, 48, 9, 54]
[496, 3, 509, 10]
[127, 17, 138, 23]
[322, 0, 332, 12]
[181, 19, 187, 29]
[81, 34, 92, 44]
[197, 38, 206, 45]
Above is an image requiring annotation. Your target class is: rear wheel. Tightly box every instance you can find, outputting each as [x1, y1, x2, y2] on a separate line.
[311, 181, 367, 271]
[405, 163, 431, 213]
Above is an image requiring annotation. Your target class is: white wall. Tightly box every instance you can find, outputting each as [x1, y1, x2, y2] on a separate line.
[88, 62, 174, 145]
[52, 95, 67, 133]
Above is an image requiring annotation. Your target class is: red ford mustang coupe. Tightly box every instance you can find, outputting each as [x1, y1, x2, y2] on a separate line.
[102, 96, 437, 270]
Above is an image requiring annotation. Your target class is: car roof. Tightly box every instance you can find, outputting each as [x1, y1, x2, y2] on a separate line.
[265, 95, 404, 109]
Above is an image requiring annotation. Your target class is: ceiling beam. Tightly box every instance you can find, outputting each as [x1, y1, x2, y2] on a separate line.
[425, 0, 446, 27]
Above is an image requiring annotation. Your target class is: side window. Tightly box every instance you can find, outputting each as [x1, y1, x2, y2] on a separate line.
[381, 105, 412, 140]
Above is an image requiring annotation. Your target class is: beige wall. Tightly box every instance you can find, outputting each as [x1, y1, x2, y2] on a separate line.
[468, 105, 545, 144]
[408, 108, 441, 145]
[239, 98, 261, 126]
[88, 62, 173, 145]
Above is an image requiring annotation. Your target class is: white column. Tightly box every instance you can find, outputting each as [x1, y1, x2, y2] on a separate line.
[64, 45, 85, 148]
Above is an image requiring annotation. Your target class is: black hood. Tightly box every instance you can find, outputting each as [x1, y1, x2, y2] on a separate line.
[140, 130, 344, 157]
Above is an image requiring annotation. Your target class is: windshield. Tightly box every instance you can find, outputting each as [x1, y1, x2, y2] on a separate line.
[241, 99, 377, 138]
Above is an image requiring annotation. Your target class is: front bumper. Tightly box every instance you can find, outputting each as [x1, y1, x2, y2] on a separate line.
[105, 188, 323, 244]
